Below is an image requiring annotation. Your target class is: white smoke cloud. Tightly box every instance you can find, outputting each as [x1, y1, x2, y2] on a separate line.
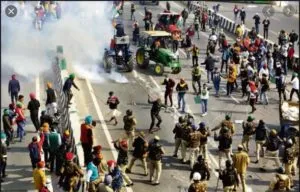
[1, 1, 127, 83]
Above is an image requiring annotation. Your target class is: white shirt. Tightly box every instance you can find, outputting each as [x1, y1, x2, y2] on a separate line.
[268, 57, 274, 70]
[259, 68, 269, 79]
[291, 77, 299, 90]
[201, 88, 209, 100]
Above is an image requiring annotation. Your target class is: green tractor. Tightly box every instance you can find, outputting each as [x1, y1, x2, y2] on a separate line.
[136, 31, 182, 76]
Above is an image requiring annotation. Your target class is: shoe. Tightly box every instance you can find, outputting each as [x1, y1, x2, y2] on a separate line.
[201, 113, 207, 117]
[172, 154, 178, 158]
[125, 168, 131, 174]
[126, 182, 134, 187]
[152, 181, 160, 185]
[181, 159, 186, 164]
[260, 168, 266, 172]
[253, 160, 259, 164]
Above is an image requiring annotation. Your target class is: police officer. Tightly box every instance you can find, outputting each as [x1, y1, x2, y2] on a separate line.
[198, 122, 210, 161]
[113, 139, 133, 186]
[212, 115, 235, 136]
[148, 136, 165, 185]
[268, 167, 291, 191]
[172, 116, 185, 158]
[232, 145, 250, 192]
[241, 116, 256, 153]
[190, 155, 210, 181]
[180, 119, 192, 164]
[260, 129, 283, 172]
[254, 120, 268, 164]
[123, 109, 137, 151]
[219, 160, 239, 192]
[192, 64, 203, 95]
[188, 172, 208, 192]
[283, 139, 297, 188]
[126, 132, 148, 176]
[58, 152, 84, 191]
[214, 127, 232, 169]
[189, 124, 201, 169]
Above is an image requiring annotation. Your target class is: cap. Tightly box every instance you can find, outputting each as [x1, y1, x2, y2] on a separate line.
[107, 160, 116, 167]
[120, 140, 128, 149]
[238, 144, 243, 150]
[46, 82, 52, 88]
[193, 172, 201, 181]
[37, 161, 45, 168]
[192, 124, 198, 130]
[69, 73, 75, 79]
[197, 155, 203, 162]
[0, 132, 7, 140]
[66, 152, 74, 161]
[247, 116, 254, 122]
[154, 135, 160, 141]
[85, 115, 93, 125]
[104, 175, 113, 185]
[225, 114, 231, 120]
[93, 145, 102, 152]
[199, 122, 205, 129]
[270, 129, 277, 135]
[29, 93, 36, 100]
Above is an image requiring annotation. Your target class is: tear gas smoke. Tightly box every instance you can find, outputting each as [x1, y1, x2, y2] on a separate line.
[1, 1, 128, 83]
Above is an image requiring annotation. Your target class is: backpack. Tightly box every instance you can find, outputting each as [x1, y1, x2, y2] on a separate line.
[29, 143, 40, 160]
[222, 169, 236, 186]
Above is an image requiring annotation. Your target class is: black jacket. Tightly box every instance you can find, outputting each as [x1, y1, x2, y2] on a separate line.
[214, 134, 232, 151]
[173, 123, 183, 139]
[148, 99, 166, 114]
[114, 143, 128, 165]
[219, 167, 239, 187]
[46, 88, 56, 105]
[132, 136, 147, 158]
[190, 161, 210, 181]
[255, 124, 268, 141]
[2, 114, 12, 132]
[27, 99, 40, 115]
[253, 15, 260, 25]
[202, 56, 218, 71]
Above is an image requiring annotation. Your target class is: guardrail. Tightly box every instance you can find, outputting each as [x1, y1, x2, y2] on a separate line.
[183, 1, 299, 69]
[52, 46, 85, 191]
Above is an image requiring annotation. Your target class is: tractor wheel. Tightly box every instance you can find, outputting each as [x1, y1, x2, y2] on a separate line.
[103, 51, 113, 73]
[126, 56, 134, 72]
[136, 48, 149, 69]
[154, 63, 164, 76]
[172, 67, 181, 74]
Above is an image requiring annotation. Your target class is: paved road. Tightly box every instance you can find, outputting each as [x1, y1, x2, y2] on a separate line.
[202, 1, 299, 55]
[67, 1, 299, 192]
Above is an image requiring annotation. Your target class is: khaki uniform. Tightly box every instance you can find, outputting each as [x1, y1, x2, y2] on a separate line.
[212, 120, 235, 136]
[119, 164, 132, 185]
[59, 161, 84, 192]
[181, 126, 192, 163]
[268, 174, 291, 191]
[148, 143, 165, 183]
[199, 129, 210, 161]
[223, 186, 235, 192]
[242, 122, 256, 152]
[123, 115, 137, 151]
[188, 181, 207, 192]
[284, 147, 297, 187]
[189, 131, 201, 169]
[232, 151, 250, 192]
[255, 140, 265, 161]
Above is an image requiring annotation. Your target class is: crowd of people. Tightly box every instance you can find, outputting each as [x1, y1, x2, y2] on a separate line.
[1, 1, 299, 192]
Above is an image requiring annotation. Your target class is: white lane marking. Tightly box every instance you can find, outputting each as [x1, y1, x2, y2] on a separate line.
[85, 79, 118, 159]
[221, 87, 240, 104]
[179, 49, 187, 57]
[86, 79, 134, 192]
[138, 11, 144, 17]
[35, 75, 40, 101]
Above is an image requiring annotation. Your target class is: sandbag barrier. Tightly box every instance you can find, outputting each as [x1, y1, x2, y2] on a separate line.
[184, 1, 299, 69]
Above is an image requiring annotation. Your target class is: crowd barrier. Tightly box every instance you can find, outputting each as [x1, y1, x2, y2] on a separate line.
[52, 45, 85, 191]
[184, 1, 299, 67]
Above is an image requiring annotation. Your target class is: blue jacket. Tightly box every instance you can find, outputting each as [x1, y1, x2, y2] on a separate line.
[87, 162, 99, 182]
[8, 79, 20, 93]
[63, 78, 79, 92]
[110, 167, 123, 190]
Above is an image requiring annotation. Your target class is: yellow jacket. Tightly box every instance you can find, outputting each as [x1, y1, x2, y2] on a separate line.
[227, 72, 236, 83]
[33, 168, 46, 190]
[235, 27, 243, 37]
[232, 151, 250, 174]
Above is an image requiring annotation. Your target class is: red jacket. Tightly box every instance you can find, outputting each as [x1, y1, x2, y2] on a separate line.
[80, 124, 93, 145]
[15, 107, 25, 122]
[288, 47, 295, 58]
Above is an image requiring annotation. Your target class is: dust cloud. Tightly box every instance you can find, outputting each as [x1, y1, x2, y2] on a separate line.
[1, 1, 128, 83]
